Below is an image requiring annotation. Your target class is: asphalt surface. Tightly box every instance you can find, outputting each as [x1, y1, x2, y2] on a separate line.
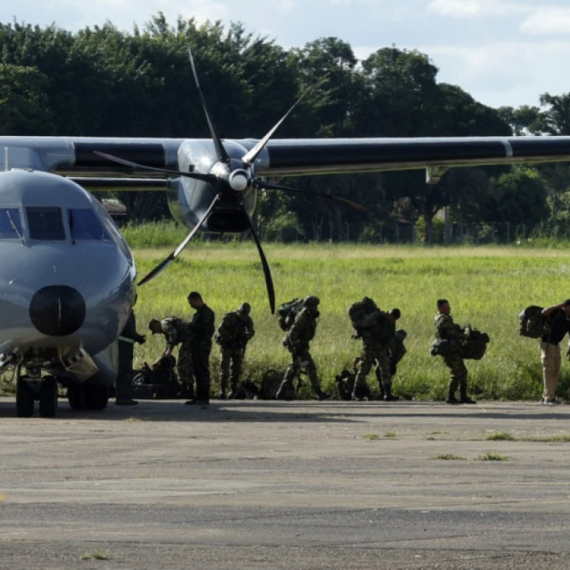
[1, 397, 570, 569]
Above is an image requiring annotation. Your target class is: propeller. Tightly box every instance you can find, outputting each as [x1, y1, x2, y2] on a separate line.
[137, 194, 222, 286]
[187, 48, 230, 165]
[244, 211, 275, 314]
[255, 179, 366, 212]
[94, 48, 362, 314]
[93, 151, 216, 183]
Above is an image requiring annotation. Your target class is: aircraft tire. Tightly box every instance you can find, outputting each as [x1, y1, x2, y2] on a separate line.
[83, 385, 109, 411]
[16, 378, 35, 418]
[39, 376, 58, 418]
[67, 384, 85, 410]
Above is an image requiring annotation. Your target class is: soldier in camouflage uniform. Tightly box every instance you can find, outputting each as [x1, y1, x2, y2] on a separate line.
[276, 296, 330, 401]
[352, 302, 401, 402]
[215, 302, 255, 399]
[434, 299, 476, 404]
[148, 317, 194, 399]
[186, 291, 215, 407]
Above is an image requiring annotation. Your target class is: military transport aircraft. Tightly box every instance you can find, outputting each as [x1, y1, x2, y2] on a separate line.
[2, 49, 570, 418]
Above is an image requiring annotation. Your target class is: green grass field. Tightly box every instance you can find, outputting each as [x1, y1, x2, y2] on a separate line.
[128, 237, 570, 401]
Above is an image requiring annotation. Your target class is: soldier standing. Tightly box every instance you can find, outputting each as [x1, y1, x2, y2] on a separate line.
[215, 302, 255, 399]
[116, 308, 146, 405]
[351, 299, 401, 402]
[434, 299, 476, 404]
[148, 317, 194, 399]
[276, 296, 330, 401]
[539, 300, 570, 405]
[186, 291, 215, 408]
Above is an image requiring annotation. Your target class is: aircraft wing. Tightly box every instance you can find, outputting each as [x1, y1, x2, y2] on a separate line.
[2, 136, 570, 187]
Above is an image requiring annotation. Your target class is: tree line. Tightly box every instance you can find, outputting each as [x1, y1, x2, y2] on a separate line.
[1, 13, 570, 244]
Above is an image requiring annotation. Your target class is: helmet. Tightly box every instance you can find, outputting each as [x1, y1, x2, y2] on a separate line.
[238, 302, 251, 315]
[303, 295, 320, 307]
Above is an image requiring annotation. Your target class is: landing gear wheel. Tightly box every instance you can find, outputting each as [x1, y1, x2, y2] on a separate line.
[39, 376, 58, 418]
[67, 384, 85, 410]
[83, 385, 109, 411]
[16, 378, 35, 418]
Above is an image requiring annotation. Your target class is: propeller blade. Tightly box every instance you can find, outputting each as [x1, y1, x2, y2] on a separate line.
[93, 151, 216, 183]
[138, 194, 221, 286]
[256, 179, 366, 212]
[188, 47, 231, 165]
[244, 211, 276, 314]
[241, 77, 327, 168]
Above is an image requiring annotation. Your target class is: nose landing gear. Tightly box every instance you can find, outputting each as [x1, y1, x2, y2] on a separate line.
[16, 374, 58, 418]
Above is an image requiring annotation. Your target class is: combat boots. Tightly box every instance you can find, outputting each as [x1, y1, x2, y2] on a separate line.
[352, 384, 368, 401]
[459, 388, 476, 404]
[383, 384, 399, 402]
[315, 388, 331, 401]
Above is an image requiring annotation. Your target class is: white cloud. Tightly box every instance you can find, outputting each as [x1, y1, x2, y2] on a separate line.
[520, 7, 570, 35]
[427, 0, 526, 18]
[424, 40, 570, 107]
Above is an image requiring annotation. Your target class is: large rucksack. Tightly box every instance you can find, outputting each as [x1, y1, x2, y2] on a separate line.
[277, 298, 305, 331]
[518, 305, 546, 338]
[348, 297, 380, 333]
[461, 326, 490, 360]
[259, 368, 287, 399]
[390, 329, 407, 375]
[132, 356, 179, 398]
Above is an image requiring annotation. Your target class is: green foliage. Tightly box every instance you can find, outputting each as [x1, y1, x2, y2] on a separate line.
[129, 240, 570, 401]
[478, 452, 511, 461]
[122, 220, 188, 248]
[486, 431, 516, 441]
[431, 454, 467, 460]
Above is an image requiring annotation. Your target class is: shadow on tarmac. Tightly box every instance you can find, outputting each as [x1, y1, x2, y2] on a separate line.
[0, 396, 568, 423]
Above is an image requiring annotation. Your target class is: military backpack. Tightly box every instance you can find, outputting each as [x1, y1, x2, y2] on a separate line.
[461, 326, 490, 360]
[277, 298, 305, 331]
[348, 297, 380, 333]
[518, 305, 546, 339]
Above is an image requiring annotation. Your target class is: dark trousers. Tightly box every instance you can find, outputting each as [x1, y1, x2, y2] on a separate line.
[193, 344, 212, 402]
[116, 341, 134, 401]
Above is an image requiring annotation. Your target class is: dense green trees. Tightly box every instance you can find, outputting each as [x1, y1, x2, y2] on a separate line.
[0, 15, 568, 243]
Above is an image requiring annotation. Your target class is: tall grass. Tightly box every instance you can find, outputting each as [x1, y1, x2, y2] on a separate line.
[128, 235, 570, 401]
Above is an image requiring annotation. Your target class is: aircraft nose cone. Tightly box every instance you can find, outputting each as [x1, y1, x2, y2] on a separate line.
[29, 285, 86, 336]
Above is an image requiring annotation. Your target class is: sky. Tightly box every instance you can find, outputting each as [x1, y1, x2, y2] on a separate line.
[3, 0, 570, 110]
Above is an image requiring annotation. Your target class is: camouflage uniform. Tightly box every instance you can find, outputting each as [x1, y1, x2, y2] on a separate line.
[116, 310, 145, 403]
[188, 304, 215, 404]
[352, 311, 395, 400]
[215, 308, 255, 398]
[161, 317, 194, 398]
[434, 312, 468, 401]
[277, 298, 328, 400]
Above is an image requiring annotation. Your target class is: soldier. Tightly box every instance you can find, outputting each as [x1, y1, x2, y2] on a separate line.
[351, 301, 401, 402]
[116, 308, 146, 405]
[186, 291, 215, 408]
[215, 302, 255, 399]
[434, 299, 476, 404]
[539, 300, 570, 405]
[148, 317, 194, 399]
[276, 295, 330, 401]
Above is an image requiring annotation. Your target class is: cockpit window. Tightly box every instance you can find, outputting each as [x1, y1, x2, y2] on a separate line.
[26, 207, 66, 241]
[69, 209, 111, 240]
[0, 208, 23, 239]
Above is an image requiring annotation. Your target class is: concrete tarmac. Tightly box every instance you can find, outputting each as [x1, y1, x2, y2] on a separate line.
[1, 397, 570, 569]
